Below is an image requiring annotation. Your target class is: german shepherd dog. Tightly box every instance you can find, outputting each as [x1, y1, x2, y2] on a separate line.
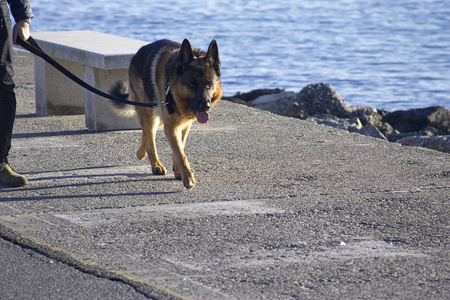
[109, 39, 222, 189]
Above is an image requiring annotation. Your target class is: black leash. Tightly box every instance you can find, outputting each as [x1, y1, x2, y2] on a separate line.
[17, 36, 164, 108]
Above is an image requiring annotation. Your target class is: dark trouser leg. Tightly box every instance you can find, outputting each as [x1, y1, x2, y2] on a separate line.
[0, 1, 16, 163]
[0, 84, 16, 164]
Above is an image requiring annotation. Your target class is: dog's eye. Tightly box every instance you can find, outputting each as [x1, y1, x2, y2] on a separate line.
[189, 83, 198, 91]
[205, 82, 214, 89]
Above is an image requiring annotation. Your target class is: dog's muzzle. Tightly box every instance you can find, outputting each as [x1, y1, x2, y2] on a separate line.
[193, 99, 212, 124]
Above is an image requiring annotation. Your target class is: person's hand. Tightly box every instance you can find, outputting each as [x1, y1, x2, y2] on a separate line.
[13, 20, 30, 45]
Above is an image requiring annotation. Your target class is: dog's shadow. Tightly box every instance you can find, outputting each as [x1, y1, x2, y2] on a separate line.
[0, 165, 181, 202]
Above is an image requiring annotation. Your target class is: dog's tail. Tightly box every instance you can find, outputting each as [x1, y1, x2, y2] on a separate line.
[108, 80, 136, 117]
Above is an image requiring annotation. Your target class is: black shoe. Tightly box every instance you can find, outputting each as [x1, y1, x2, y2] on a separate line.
[0, 162, 28, 187]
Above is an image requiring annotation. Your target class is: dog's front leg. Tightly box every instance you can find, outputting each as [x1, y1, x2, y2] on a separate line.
[172, 125, 192, 180]
[164, 124, 195, 189]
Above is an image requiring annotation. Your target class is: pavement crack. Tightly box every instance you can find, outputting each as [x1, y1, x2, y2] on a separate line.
[0, 223, 184, 300]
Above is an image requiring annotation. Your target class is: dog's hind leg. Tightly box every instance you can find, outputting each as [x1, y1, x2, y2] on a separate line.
[129, 81, 149, 161]
[141, 113, 167, 175]
[131, 80, 167, 175]
[172, 155, 181, 180]
[137, 132, 147, 160]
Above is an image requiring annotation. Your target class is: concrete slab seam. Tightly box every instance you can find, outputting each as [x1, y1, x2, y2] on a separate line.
[0, 223, 186, 300]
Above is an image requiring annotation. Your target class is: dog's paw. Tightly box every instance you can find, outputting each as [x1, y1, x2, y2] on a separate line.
[152, 163, 167, 175]
[182, 172, 196, 189]
[137, 148, 147, 160]
[174, 169, 182, 180]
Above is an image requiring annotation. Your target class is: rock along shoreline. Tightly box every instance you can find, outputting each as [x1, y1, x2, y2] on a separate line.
[223, 83, 450, 154]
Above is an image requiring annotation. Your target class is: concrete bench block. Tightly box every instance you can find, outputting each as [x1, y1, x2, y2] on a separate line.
[84, 66, 138, 131]
[31, 30, 149, 131]
[35, 56, 85, 115]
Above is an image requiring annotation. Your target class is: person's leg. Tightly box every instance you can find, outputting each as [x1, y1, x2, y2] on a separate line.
[0, 2, 27, 187]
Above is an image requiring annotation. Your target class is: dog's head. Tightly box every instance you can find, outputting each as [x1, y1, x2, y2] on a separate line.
[172, 39, 222, 123]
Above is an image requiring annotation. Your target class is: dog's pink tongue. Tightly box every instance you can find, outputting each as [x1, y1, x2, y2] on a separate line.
[196, 112, 210, 124]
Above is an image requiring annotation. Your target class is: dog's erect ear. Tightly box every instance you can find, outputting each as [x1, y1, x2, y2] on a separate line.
[179, 39, 193, 67]
[206, 39, 220, 74]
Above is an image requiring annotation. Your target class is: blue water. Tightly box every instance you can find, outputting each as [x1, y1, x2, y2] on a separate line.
[29, 0, 449, 111]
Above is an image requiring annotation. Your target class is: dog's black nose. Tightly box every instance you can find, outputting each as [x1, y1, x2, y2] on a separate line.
[199, 102, 211, 112]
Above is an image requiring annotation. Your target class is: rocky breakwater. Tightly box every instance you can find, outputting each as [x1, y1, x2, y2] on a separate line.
[224, 83, 450, 153]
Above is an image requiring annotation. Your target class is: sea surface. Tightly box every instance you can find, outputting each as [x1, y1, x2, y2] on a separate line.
[27, 0, 449, 111]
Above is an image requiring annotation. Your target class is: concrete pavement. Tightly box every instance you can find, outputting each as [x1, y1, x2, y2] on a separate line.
[0, 236, 148, 300]
[1, 50, 448, 299]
